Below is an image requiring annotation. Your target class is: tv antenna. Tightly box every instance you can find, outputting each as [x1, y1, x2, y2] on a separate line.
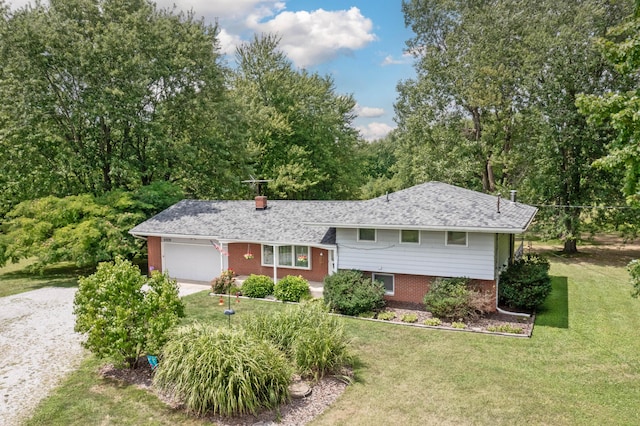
[242, 176, 272, 196]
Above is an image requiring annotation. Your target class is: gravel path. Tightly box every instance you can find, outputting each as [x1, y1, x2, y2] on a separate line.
[0, 287, 85, 426]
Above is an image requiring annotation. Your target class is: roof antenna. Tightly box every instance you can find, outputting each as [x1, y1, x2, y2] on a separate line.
[497, 193, 501, 214]
[241, 175, 272, 196]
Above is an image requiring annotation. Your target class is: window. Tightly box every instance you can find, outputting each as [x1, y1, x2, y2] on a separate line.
[262, 245, 274, 264]
[358, 228, 376, 242]
[262, 245, 310, 269]
[446, 231, 468, 246]
[373, 273, 394, 295]
[400, 229, 420, 244]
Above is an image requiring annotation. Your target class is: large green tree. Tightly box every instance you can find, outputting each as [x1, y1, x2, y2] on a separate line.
[577, 1, 640, 204]
[397, 0, 631, 253]
[232, 35, 363, 200]
[0, 0, 246, 207]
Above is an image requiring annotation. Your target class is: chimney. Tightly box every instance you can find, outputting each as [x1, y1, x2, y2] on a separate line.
[255, 195, 267, 210]
[510, 190, 517, 202]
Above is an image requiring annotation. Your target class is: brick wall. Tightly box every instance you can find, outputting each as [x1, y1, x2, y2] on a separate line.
[361, 271, 497, 312]
[228, 243, 329, 282]
[147, 236, 162, 275]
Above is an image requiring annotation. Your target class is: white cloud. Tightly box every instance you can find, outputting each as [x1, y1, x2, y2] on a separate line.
[354, 104, 385, 118]
[381, 55, 404, 66]
[217, 28, 243, 56]
[248, 7, 376, 68]
[154, 0, 285, 21]
[357, 122, 395, 141]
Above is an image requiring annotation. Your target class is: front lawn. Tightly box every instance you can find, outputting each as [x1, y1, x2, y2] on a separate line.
[24, 252, 640, 425]
[0, 259, 83, 298]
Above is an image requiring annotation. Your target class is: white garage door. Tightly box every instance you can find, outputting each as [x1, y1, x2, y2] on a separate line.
[163, 240, 222, 283]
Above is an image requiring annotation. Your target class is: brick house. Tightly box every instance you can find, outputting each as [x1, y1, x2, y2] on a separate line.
[130, 182, 537, 311]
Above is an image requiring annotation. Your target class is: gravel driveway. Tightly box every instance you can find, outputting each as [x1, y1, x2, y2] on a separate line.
[0, 283, 208, 426]
[0, 287, 85, 426]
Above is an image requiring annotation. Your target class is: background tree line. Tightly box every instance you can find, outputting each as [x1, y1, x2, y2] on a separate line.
[1, 0, 639, 269]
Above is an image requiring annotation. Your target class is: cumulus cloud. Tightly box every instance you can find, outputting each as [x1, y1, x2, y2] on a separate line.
[155, 0, 285, 21]
[248, 7, 376, 68]
[354, 104, 385, 118]
[381, 55, 404, 66]
[217, 28, 243, 55]
[357, 122, 395, 141]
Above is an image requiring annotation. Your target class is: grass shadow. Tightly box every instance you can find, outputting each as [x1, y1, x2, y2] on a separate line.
[535, 276, 568, 329]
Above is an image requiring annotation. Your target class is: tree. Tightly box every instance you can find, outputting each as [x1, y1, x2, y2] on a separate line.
[232, 34, 363, 200]
[74, 257, 185, 368]
[0, 0, 246, 206]
[0, 183, 183, 269]
[399, 0, 538, 193]
[397, 0, 631, 253]
[576, 2, 640, 205]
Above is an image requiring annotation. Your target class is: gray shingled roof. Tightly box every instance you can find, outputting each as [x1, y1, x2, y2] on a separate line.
[305, 182, 537, 232]
[129, 182, 537, 244]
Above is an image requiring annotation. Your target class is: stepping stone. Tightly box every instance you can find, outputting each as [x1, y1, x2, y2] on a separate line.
[289, 382, 312, 399]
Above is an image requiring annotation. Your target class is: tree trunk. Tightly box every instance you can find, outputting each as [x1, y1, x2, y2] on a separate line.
[563, 239, 577, 253]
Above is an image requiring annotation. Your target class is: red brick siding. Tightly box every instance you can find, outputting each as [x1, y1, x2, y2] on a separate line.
[361, 271, 497, 312]
[147, 236, 162, 275]
[228, 243, 329, 282]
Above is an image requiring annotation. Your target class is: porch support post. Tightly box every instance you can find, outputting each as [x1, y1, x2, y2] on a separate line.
[273, 245, 278, 283]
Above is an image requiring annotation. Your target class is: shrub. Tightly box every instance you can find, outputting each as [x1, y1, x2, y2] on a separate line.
[241, 274, 274, 298]
[499, 254, 552, 311]
[629, 259, 640, 298]
[423, 277, 473, 320]
[73, 257, 185, 368]
[423, 317, 442, 326]
[243, 302, 351, 380]
[323, 270, 386, 316]
[401, 313, 418, 323]
[357, 311, 375, 319]
[211, 269, 236, 294]
[451, 321, 466, 329]
[377, 311, 396, 321]
[154, 324, 291, 416]
[487, 324, 524, 334]
[274, 275, 310, 302]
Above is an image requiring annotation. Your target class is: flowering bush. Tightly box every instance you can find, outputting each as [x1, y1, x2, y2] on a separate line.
[211, 269, 236, 294]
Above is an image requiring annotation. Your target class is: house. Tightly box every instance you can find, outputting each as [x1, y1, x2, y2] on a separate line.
[129, 182, 537, 311]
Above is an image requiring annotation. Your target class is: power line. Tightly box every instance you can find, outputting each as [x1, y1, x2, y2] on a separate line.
[532, 204, 637, 209]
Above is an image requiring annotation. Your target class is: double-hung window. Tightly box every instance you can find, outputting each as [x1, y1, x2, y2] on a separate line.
[262, 245, 310, 269]
[446, 231, 468, 246]
[358, 228, 376, 242]
[400, 230, 420, 244]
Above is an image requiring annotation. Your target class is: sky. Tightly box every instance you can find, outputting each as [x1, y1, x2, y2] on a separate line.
[6, 0, 416, 141]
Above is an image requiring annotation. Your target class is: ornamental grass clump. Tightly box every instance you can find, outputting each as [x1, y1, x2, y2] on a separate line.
[243, 302, 351, 380]
[153, 323, 291, 417]
[241, 274, 274, 298]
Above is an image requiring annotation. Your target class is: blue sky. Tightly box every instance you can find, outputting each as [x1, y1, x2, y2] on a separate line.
[7, 0, 416, 140]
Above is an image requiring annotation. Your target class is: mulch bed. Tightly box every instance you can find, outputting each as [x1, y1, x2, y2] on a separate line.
[369, 301, 534, 337]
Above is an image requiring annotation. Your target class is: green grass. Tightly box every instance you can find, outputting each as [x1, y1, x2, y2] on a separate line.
[0, 259, 85, 297]
[22, 254, 640, 425]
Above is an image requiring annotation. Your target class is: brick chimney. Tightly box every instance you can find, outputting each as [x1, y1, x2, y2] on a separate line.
[255, 195, 267, 210]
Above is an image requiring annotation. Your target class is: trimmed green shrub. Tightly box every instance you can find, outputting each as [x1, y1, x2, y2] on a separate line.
[499, 254, 552, 311]
[423, 277, 473, 320]
[154, 324, 291, 416]
[274, 275, 310, 302]
[241, 274, 274, 298]
[73, 257, 185, 368]
[211, 269, 236, 294]
[323, 270, 386, 316]
[243, 302, 351, 380]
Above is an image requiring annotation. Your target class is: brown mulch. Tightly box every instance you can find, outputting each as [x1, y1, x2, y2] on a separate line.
[99, 360, 349, 426]
[373, 301, 534, 336]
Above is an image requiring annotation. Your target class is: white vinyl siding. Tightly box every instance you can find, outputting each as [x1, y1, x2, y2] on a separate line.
[336, 229, 495, 280]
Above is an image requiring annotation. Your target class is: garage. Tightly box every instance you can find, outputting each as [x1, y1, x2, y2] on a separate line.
[162, 238, 222, 283]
